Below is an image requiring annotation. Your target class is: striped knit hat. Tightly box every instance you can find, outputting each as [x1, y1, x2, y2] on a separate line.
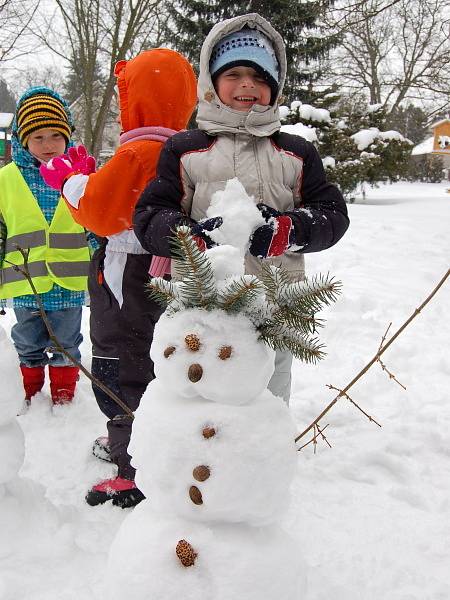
[16, 92, 72, 147]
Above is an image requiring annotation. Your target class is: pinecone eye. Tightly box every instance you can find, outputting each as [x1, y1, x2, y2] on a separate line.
[218, 345, 232, 360]
[164, 346, 176, 358]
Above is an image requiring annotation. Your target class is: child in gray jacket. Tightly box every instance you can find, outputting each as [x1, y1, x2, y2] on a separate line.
[134, 13, 349, 404]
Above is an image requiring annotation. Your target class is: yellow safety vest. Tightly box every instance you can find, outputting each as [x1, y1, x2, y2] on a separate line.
[0, 162, 90, 299]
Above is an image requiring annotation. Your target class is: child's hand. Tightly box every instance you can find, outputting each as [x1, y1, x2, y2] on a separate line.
[40, 145, 96, 191]
[39, 156, 74, 191]
[256, 202, 282, 221]
[249, 205, 295, 258]
[191, 216, 223, 251]
[67, 145, 97, 175]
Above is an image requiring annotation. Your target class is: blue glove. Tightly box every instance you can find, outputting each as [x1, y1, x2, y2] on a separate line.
[249, 204, 295, 258]
[190, 216, 223, 251]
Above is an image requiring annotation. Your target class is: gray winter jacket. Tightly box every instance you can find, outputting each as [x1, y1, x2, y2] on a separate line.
[134, 14, 349, 280]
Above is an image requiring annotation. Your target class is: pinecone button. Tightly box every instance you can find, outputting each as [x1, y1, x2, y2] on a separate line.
[176, 539, 197, 567]
[189, 485, 203, 505]
[193, 465, 210, 482]
[202, 426, 216, 439]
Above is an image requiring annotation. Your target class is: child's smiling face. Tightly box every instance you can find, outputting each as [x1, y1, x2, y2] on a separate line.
[27, 128, 66, 163]
[214, 66, 271, 112]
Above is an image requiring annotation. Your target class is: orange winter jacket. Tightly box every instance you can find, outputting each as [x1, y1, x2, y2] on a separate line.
[65, 49, 197, 236]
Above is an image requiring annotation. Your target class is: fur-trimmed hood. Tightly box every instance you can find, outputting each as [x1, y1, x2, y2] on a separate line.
[196, 13, 287, 137]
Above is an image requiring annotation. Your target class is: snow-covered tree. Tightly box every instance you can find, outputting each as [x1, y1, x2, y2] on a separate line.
[281, 97, 413, 201]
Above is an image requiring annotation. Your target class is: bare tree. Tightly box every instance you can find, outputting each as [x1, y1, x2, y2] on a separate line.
[34, 0, 168, 157]
[0, 0, 40, 64]
[324, 0, 450, 113]
[7, 64, 67, 99]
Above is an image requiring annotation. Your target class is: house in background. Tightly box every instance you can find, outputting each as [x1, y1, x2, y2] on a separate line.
[0, 112, 13, 165]
[412, 116, 450, 180]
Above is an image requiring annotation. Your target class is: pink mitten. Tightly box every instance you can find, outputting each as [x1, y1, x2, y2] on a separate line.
[40, 156, 74, 191]
[67, 145, 97, 175]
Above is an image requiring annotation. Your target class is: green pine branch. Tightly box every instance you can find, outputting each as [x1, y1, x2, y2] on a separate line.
[260, 263, 293, 304]
[147, 277, 178, 307]
[170, 227, 218, 309]
[269, 307, 323, 335]
[259, 326, 326, 364]
[218, 275, 263, 313]
[278, 274, 342, 312]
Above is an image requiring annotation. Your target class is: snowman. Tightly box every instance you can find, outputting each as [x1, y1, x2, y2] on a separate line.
[0, 323, 26, 502]
[106, 180, 339, 599]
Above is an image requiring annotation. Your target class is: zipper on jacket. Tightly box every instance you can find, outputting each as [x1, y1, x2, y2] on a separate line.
[252, 137, 264, 201]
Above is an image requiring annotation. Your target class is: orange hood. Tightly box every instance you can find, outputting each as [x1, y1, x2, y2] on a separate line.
[115, 48, 197, 133]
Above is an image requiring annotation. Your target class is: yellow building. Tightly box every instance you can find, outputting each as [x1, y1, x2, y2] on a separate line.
[431, 117, 450, 164]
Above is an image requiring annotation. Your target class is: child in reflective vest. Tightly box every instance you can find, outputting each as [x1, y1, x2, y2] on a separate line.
[0, 86, 91, 405]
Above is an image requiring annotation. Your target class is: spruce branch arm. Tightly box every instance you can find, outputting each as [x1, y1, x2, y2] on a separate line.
[295, 268, 449, 444]
[5, 248, 134, 419]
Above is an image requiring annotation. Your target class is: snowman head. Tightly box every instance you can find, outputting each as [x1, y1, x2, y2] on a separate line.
[151, 308, 275, 405]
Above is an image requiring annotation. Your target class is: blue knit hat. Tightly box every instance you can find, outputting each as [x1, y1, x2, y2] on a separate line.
[209, 27, 280, 102]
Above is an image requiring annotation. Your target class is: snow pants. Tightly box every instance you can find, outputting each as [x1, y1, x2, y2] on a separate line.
[88, 244, 164, 480]
[268, 349, 293, 405]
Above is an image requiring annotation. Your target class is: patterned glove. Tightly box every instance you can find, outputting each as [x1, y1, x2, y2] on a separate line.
[190, 216, 223, 251]
[248, 203, 296, 258]
[39, 156, 74, 191]
[67, 145, 96, 175]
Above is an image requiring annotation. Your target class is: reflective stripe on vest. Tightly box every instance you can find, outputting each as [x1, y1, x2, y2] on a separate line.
[49, 261, 90, 278]
[49, 232, 89, 249]
[1, 260, 48, 284]
[4, 230, 47, 254]
[0, 162, 90, 299]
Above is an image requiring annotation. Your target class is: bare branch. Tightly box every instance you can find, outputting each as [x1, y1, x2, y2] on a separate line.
[295, 268, 450, 445]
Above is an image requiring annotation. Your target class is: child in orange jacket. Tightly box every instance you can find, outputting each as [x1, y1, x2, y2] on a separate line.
[41, 49, 197, 507]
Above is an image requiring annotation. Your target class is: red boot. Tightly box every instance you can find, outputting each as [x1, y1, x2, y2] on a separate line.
[85, 477, 145, 508]
[20, 365, 45, 401]
[49, 365, 79, 405]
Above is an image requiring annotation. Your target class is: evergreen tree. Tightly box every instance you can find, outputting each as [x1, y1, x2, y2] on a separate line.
[281, 96, 412, 201]
[407, 155, 444, 183]
[165, 0, 339, 101]
[386, 105, 429, 145]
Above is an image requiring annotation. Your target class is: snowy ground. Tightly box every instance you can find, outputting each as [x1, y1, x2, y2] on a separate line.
[1, 180, 449, 599]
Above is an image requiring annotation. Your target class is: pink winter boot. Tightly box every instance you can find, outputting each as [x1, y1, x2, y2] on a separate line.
[48, 365, 79, 405]
[20, 365, 45, 401]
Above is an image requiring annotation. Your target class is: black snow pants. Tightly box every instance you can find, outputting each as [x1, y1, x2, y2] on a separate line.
[88, 241, 164, 480]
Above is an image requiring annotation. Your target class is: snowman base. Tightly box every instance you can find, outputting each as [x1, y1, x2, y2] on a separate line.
[0, 420, 25, 485]
[106, 503, 303, 600]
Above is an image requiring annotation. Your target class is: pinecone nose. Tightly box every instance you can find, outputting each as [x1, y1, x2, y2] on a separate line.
[188, 363, 203, 383]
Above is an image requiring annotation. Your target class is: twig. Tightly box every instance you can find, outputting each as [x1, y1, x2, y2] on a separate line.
[316, 422, 332, 449]
[297, 423, 330, 452]
[295, 268, 450, 444]
[377, 324, 406, 390]
[5, 248, 134, 419]
[327, 384, 382, 428]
